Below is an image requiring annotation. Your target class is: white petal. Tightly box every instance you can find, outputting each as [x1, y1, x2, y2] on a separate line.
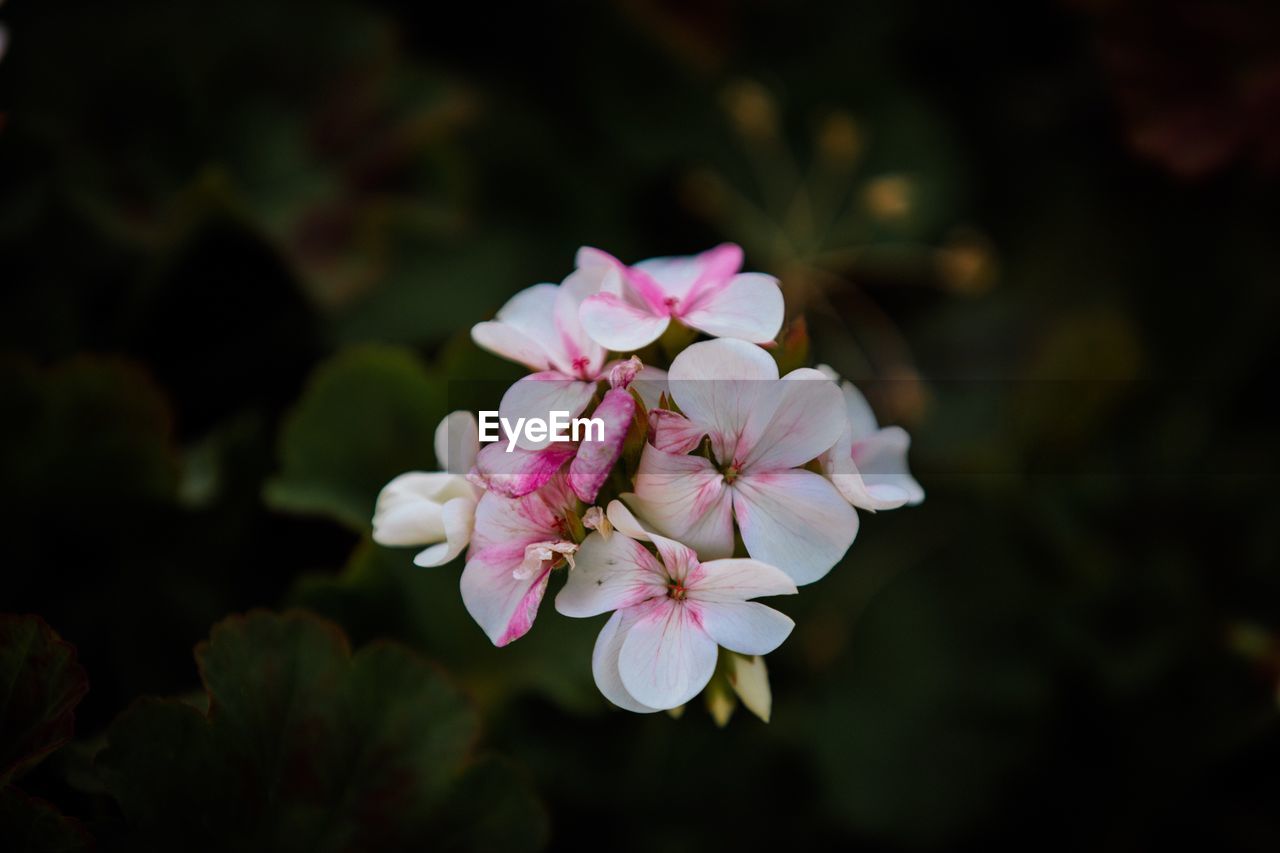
[732, 469, 859, 585]
[634, 243, 743, 302]
[606, 499, 651, 540]
[371, 472, 474, 545]
[739, 367, 846, 472]
[549, 267, 609, 377]
[686, 558, 797, 602]
[592, 610, 661, 713]
[470, 321, 550, 372]
[696, 601, 794, 656]
[579, 292, 670, 352]
[630, 445, 734, 560]
[412, 495, 476, 567]
[555, 531, 666, 617]
[618, 600, 719, 710]
[681, 272, 784, 344]
[497, 373, 598, 450]
[434, 411, 480, 474]
[840, 380, 881, 439]
[460, 545, 553, 646]
[820, 423, 910, 511]
[853, 426, 925, 505]
[666, 338, 777, 464]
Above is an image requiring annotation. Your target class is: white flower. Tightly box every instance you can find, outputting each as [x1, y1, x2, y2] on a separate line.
[371, 411, 481, 567]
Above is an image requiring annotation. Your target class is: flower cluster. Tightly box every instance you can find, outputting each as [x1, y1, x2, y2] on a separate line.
[373, 244, 923, 718]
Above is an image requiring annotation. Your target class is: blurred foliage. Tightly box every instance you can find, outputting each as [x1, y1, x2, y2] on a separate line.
[2, 0, 1280, 850]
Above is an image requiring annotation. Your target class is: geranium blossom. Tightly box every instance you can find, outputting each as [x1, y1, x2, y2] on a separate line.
[461, 472, 578, 646]
[816, 366, 926, 510]
[628, 338, 858, 584]
[556, 502, 797, 711]
[577, 243, 784, 352]
[371, 411, 481, 567]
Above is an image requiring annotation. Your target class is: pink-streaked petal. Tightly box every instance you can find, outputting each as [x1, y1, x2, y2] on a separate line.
[647, 533, 701, 586]
[685, 558, 798, 602]
[555, 531, 667, 617]
[633, 243, 743, 303]
[468, 482, 567, 552]
[739, 367, 846, 472]
[648, 408, 706, 455]
[579, 292, 669, 352]
[473, 440, 575, 498]
[618, 599, 719, 710]
[568, 387, 635, 503]
[550, 267, 610, 378]
[853, 426, 925, 506]
[372, 472, 475, 545]
[412, 495, 477, 567]
[630, 445, 734, 560]
[470, 321, 551, 372]
[666, 338, 778, 464]
[592, 610, 661, 713]
[696, 601, 794, 656]
[732, 469, 859, 585]
[497, 373, 598, 451]
[460, 544, 553, 646]
[434, 410, 480, 473]
[681, 272, 784, 344]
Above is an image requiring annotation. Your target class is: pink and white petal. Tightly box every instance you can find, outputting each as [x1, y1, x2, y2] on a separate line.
[412, 495, 477, 567]
[739, 367, 847, 472]
[579, 292, 669, 352]
[470, 321, 552, 372]
[497, 373, 598, 450]
[549, 268, 610, 377]
[592, 610, 661, 713]
[634, 243, 742, 303]
[630, 445, 735, 560]
[473, 440, 575, 498]
[667, 339, 778, 463]
[469, 487, 563, 552]
[434, 411, 480, 474]
[853, 426, 925, 505]
[618, 600, 719, 710]
[685, 558, 798, 602]
[568, 387, 635, 503]
[696, 601, 795, 656]
[372, 472, 474, 545]
[555, 531, 667, 617]
[460, 545, 553, 646]
[646, 533, 702, 585]
[840, 380, 881, 440]
[495, 282, 559, 338]
[647, 408, 706, 455]
[821, 425, 911, 511]
[732, 469, 859, 585]
[681, 272, 784, 344]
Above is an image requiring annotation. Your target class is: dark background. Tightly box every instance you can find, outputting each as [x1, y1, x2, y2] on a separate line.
[2, 0, 1279, 849]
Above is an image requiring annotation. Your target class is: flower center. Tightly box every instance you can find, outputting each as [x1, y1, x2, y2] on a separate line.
[667, 583, 688, 601]
[571, 355, 592, 378]
[663, 295, 679, 314]
[722, 463, 741, 484]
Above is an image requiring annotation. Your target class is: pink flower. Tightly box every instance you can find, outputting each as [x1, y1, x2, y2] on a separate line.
[556, 501, 797, 711]
[372, 412, 481, 567]
[577, 243, 784, 352]
[461, 473, 578, 646]
[627, 338, 858, 585]
[816, 367, 925, 510]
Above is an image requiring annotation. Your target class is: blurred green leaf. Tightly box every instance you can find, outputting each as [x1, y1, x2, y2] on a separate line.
[265, 346, 445, 530]
[0, 616, 89, 785]
[98, 609, 545, 852]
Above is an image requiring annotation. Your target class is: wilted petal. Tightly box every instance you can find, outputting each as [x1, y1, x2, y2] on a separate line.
[460, 545, 554, 646]
[630, 445, 734, 560]
[739, 368, 846, 472]
[412, 495, 477, 567]
[732, 469, 859, 585]
[682, 272, 784, 344]
[685, 558, 797, 602]
[592, 610, 661, 713]
[696, 601, 794, 656]
[473, 439, 576, 498]
[567, 388, 634, 502]
[372, 472, 474, 545]
[618, 599, 719, 710]
[556, 531, 666, 617]
[580, 292, 670, 352]
[434, 410, 480, 474]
